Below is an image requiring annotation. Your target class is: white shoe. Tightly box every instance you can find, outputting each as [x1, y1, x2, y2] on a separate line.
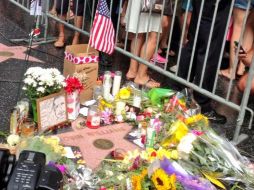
[170, 65, 177, 73]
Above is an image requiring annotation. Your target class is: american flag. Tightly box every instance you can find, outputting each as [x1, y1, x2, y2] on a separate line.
[89, 0, 115, 55]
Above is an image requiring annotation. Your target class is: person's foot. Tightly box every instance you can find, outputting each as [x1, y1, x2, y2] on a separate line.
[49, 9, 57, 16]
[150, 53, 167, 64]
[219, 69, 235, 80]
[134, 76, 160, 88]
[54, 36, 65, 48]
[126, 71, 137, 81]
[202, 109, 227, 124]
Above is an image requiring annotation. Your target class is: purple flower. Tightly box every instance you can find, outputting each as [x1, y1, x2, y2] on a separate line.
[160, 158, 216, 190]
[48, 161, 66, 174]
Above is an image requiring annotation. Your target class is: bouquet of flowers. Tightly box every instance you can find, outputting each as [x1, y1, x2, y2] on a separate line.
[22, 67, 65, 99]
[64, 76, 83, 95]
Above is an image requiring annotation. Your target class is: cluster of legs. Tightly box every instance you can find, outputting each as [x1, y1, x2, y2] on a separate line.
[53, 0, 84, 47]
[126, 32, 160, 88]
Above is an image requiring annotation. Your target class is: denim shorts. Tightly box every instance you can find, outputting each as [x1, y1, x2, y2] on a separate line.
[234, 0, 248, 9]
[182, 0, 193, 11]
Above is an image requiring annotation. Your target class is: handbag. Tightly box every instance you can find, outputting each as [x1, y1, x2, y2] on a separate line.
[141, 0, 164, 14]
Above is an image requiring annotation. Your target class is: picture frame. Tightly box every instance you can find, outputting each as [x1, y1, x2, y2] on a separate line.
[36, 91, 68, 132]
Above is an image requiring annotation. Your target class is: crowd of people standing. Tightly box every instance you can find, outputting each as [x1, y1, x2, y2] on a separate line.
[50, 0, 254, 124]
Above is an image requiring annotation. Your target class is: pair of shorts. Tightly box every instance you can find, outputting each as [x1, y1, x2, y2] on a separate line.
[234, 0, 248, 9]
[56, 0, 85, 16]
[164, 0, 173, 16]
[182, 0, 193, 11]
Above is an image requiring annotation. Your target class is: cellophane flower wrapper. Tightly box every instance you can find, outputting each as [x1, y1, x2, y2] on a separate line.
[64, 165, 100, 190]
[189, 129, 254, 187]
[160, 158, 216, 190]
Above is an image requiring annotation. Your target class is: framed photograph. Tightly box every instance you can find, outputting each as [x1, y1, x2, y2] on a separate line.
[36, 91, 68, 132]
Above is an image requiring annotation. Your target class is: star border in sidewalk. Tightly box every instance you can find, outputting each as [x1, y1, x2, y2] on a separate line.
[0, 43, 44, 63]
[57, 121, 139, 169]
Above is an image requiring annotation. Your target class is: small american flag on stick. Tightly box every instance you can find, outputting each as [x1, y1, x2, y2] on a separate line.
[88, 0, 115, 55]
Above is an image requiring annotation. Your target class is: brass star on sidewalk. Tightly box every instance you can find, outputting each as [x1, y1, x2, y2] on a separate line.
[0, 43, 44, 63]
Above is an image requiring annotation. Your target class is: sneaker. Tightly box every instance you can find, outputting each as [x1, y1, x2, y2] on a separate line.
[170, 65, 177, 73]
[150, 53, 167, 64]
[202, 109, 227, 124]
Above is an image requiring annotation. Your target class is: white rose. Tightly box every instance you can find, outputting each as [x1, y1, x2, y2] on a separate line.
[7, 134, 20, 147]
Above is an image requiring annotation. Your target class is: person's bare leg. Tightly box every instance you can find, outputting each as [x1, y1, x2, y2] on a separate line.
[126, 34, 145, 79]
[134, 32, 160, 87]
[221, 8, 246, 79]
[54, 15, 66, 47]
[72, 16, 83, 44]
[180, 10, 192, 46]
[238, 73, 254, 94]
[160, 16, 171, 49]
[50, 0, 57, 15]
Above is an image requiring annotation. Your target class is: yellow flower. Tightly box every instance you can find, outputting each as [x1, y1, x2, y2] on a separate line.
[170, 150, 178, 160]
[131, 175, 142, 190]
[157, 148, 171, 160]
[141, 169, 148, 178]
[151, 169, 176, 190]
[118, 87, 131, 99]
[185, 114, 209, 127]
[161, 121, 188, 147]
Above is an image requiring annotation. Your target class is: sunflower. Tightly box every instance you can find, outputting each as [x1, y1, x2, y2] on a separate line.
[151, 169, 176, 190]
[131, 175, 142, 190]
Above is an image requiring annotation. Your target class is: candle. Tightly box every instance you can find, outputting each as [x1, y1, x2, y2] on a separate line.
[112, 71, 122, 96]
[103, 71, 112, 100]
[133, 90, 142, 108]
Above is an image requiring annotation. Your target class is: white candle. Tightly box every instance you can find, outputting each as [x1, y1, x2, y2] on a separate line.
[112, 71, 122, 96]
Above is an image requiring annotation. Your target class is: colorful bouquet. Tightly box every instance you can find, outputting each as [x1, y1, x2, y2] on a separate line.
[64, 76, 84, 95]
[22, 67, 65, 99]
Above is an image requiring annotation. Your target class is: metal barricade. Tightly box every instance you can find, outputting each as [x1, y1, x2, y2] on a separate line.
[8, 0, 254, 144]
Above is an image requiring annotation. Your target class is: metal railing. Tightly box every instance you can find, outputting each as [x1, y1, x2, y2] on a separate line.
[8, 0, 254, 144]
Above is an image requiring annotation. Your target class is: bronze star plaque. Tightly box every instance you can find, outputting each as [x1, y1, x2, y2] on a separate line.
[93, 139, 114, 150]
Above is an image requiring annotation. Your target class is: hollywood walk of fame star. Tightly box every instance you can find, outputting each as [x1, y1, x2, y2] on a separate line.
[0, 43, 44, 63]
[57, 120, 139, 169]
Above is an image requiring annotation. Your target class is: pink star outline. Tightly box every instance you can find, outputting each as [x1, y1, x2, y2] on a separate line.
[57, 121, 139, 170]
[0, 43, 44, 63]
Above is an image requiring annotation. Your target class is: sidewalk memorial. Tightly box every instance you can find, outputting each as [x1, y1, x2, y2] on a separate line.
[2, 68, 254, 189]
